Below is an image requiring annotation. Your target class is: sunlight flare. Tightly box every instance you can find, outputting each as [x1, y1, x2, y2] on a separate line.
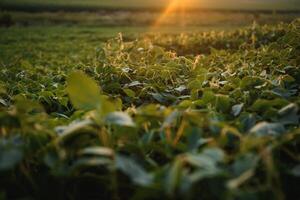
[153, 0, 194, 27]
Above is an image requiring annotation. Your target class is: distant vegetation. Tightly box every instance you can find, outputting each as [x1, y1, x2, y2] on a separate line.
[0, 10, 299, 28]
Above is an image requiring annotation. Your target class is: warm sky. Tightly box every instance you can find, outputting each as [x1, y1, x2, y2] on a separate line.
[2, 0, 300, 10]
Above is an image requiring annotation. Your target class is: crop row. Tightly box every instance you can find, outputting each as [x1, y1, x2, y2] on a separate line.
[0, 20, 299, 199]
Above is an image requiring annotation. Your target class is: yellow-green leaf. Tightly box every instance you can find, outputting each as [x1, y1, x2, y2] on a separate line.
[67, 71, 101, 110]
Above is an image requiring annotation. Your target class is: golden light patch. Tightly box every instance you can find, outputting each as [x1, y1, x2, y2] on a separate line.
[153, 0, 196, 27]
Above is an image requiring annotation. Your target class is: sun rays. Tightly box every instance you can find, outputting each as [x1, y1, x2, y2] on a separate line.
[153, 0, 194, 28]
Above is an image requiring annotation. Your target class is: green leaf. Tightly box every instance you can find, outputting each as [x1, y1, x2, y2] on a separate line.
[186, 148, 224, 182]
[66, 71, 102, 110]
[251, 99, 273, 112]
[123, 88, 136, 98]
[99, 96, 117, 115]
[188, 79, 203, 90]
[151, 93, 166, 103]
[174, 85, 187, 93]
[178, 100, 193, 108]
[186, 148, 224, 169]
[71, 157, 112, 171]
[232, 153, 258, 176]
[239, 113, 257, 132]
[232, 103, 244, 117]
[162, 110, 180, 128]
[186, 154, 216, 169]
[252, 98, 289, 112]
[79, 147, 114, 157]
[105, 112, 135, 127]
[201, 148, 225, 163]
[127, 81, 142, 87]
[116, 155, 152, 186]
[188, 167, 221, 183]
[55, 119, 93, 136]
[240, 76, 265, 90]
[278, 103, 299, 125]
[215, 94, 231, 112]
[56, 119, 98, 146]
[198, 90, 215, 106]
[165, 158, 183, 194]
[250, 122, 285, 136]
[0, 83, 6, 94]
[0, 98, 8, 107]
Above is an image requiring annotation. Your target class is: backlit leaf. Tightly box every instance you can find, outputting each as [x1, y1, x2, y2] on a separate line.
[105, 112, 135, 127]
[250, 122, 285, 136]
[67, 71, 102, 110]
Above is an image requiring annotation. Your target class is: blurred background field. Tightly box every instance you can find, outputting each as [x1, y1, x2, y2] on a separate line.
[1, 0, 300, 28]
[1, 0, 300, 10]
[1, 0, 300, 66]
[1, 10, 299, 27]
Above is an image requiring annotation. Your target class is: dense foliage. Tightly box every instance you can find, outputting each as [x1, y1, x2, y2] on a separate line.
[0, 20, 300, 200]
